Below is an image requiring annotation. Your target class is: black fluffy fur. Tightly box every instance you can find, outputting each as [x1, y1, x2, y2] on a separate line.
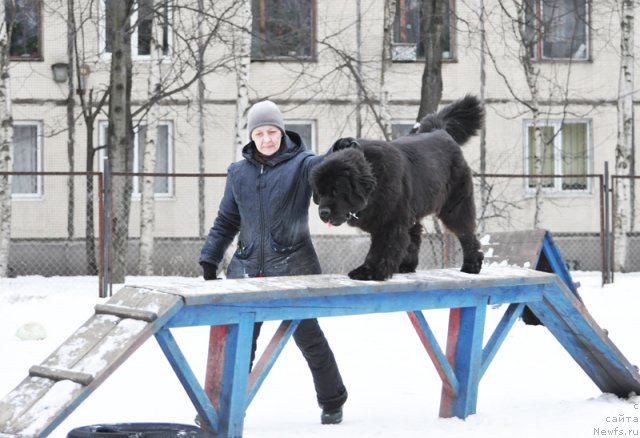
[310, 95, 485, 281]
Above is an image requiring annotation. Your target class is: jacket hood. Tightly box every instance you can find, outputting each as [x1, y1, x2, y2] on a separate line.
[242, 130, 306, 167]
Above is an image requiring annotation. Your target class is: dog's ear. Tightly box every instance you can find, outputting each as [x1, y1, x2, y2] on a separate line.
[348, 170, 376, 211]
[331, 137, 360, 152]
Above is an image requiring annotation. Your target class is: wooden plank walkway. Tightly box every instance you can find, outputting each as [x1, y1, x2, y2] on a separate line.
[0, 287, 183, 438]
[0, 265, 639, 437]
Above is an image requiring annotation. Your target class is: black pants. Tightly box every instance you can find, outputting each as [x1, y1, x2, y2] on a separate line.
[251, 319, 348, 411]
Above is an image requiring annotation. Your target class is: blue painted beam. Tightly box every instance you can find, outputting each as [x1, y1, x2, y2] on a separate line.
[226, 313, 255, 437]
[480, 302, 525, 378]
[407, 311, 459, 397]
[440, 304, 488, 418]
[154, 328, 220, 433]
[165, 284, 545, 329]
[527, 280, 640, 397]
[246, 320, 301, 408]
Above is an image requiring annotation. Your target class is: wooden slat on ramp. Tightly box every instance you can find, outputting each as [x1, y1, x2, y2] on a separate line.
[0, 287, 183, 438]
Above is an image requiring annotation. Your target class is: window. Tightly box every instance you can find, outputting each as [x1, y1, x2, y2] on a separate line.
[251, 0, 314, 60]
[5, 0, 42, 60]
[99, 121, 173, 196]
[392, 0, 454, 61]
[136, 123, 171, 195]
[12, 122, 41, 196]
[102, 0, 171, 58]
[525, 121, 590, 193]
[391, 122, 416, 139]
[525, 0, 588, 60]
[285, 121, 316, 152]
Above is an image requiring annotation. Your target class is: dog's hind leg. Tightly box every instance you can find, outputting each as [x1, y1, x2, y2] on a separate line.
[399, 222, 423, 273]
[438, 196, 483, 274]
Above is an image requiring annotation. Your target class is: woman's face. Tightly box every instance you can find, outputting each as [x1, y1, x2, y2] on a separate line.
[251, 125, 282, 156]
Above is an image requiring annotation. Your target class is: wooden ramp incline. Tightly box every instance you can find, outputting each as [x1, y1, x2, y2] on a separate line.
[0, 287, 184, 438]
[480, 229, 578, 294]
[1, 265, 639, 437]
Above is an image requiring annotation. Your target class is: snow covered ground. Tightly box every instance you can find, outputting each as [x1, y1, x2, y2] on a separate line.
[1, 271, 640, 438]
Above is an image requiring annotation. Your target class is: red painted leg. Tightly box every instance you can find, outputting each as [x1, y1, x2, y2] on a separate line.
[439, 304, 487, 419]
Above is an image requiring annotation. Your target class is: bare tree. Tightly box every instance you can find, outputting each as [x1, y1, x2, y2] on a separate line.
[107, 0, 135, 284]
[233, 0, 251, 160]
[138, 0, 164, 276]
[0, 0, 13, 277]
[380, 0, 396, 140]
[197, 0, 206, 239]
[482, 1, 546, 227]
[65, 0, 76, 243]
[615, 0, 634, 271]
[72, 0, 110, 275]
[416, 0, 447, 119]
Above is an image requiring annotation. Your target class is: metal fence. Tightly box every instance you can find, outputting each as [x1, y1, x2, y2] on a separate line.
[0, 170, 624, 295]
[1, 171, 104, 291]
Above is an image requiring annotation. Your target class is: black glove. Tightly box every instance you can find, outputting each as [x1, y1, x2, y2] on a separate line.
[201, 262, 219, 280]
[331, 137, 360, 151]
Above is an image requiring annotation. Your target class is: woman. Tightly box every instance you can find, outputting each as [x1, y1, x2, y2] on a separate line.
[199, 100, 347, 424]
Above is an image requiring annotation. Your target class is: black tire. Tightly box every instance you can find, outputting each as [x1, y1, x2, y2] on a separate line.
[67, 423, 204, 437]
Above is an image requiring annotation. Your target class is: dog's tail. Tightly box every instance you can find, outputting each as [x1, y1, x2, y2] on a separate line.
[412, 95, 484, 145]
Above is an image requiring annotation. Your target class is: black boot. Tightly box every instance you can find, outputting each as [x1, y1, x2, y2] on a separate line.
[321, 406, 343, 425]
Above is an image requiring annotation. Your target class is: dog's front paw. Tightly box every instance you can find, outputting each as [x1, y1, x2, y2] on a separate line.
[461, 251, 484, 274]
[348, 265, 391, 281]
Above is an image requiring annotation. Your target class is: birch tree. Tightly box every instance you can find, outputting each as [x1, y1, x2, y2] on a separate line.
[380, 0, 396, 140]
[138, 0, 163, 276]
[615, 0, 634, 271]
[233, 0, 251, 160]
[66, 0, 75, 243]
[197, 0, 206, 238]
[0, 0, 12, 277]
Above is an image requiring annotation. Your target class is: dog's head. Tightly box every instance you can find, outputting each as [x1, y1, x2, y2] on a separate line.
[309, 147, 376, 226]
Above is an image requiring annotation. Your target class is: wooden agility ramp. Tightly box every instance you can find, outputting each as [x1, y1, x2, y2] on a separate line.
[1, 232, 639, 437]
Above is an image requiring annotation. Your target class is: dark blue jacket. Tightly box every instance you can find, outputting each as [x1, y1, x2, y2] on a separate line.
[199, 131, 324, 279]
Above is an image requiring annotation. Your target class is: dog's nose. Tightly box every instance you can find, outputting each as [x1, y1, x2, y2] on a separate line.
[319, 207, 331, 222]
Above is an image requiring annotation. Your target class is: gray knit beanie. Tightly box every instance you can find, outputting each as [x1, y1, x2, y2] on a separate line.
[247, 100, 285, 136]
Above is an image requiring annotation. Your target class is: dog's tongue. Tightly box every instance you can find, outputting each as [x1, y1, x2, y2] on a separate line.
[327, 222, 332, 228]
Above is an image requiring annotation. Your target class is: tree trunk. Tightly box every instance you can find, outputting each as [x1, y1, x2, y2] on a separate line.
[66, 0, 76, 244]
[417, 0, 445, 120]
[517, 0, 543, 227]
[478, 0, 488, 233]
[234, 0, 251, 160]
[85, 119, 98, 275]
[615, 0, 634, 272]
[380, 0, 396, 141]
[197, 0, 206, 238]
[107, 0, 134, 284]
[138, 2, 162, 276]
[0, 1, 12, 277]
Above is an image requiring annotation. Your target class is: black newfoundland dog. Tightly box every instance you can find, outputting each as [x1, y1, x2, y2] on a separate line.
[309, 95, 484, 281]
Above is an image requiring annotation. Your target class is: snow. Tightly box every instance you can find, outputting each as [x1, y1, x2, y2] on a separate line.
[2, 272, 640, 438]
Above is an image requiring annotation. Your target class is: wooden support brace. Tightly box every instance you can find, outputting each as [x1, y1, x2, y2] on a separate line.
[154, 328, 220, 435]
[407, 311, 458, 397]
[246, 320, 300, 408]
[204, 313, 256, 438]
[480, 302, 525, 378]
[439, 304, 487, 419]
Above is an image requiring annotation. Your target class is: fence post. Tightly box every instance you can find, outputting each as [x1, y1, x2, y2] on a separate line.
[102, 157, 112, 297]
[603, 161, 612, 284]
